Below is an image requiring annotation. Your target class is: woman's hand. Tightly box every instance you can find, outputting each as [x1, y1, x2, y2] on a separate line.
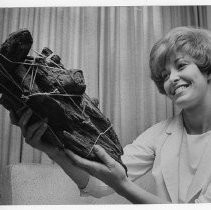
[65, 145, 169, 204]
[9, 108, 58, 158]
[64, 144, 128, 193]
[9, 108, 91, 188]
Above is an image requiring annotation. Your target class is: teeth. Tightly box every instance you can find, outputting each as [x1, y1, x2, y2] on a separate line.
[174, 86, 188, 95]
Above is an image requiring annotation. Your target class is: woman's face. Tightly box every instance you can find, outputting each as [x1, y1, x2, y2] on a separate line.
[163, 52, 210, 110]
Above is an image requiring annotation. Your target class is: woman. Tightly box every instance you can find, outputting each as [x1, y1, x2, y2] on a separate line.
[10, 26, 211, 203]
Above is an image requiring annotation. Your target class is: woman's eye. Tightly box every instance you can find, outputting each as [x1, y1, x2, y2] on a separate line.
[177, 63, 186, 70]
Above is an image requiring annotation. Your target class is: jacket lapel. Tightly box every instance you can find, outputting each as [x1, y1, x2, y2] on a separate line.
[186, 138, 211, 203]
[160, 114, 184, 203]
[160, 113, 211, 203]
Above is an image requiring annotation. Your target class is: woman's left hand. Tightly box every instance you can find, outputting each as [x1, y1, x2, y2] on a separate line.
[64, 144, 128, 192]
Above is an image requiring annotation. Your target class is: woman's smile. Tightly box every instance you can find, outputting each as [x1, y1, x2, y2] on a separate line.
[170, 83, 191, 96]
[170, 82, 192, 104]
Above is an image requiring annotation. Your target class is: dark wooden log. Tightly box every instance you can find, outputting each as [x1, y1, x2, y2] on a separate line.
[0, 29, 127, 172]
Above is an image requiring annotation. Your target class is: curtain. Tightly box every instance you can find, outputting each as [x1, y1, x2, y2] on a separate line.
[0, 6, 208, 171]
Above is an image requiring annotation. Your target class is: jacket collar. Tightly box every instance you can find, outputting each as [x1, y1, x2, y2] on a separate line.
[161, 113, 184, 203]
[161, 112, 211, 203]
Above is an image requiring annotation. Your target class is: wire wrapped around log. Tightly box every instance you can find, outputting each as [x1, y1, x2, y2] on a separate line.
[0, 29, 127, 173]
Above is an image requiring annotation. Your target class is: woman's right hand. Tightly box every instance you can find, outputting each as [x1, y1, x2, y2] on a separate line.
[9, 107, 58, 158]
[9, 107, 90, 189]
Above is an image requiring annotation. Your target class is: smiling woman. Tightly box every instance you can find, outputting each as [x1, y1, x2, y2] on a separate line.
[1, 6, 211, 205]
[67, 27, 211, 203]
[9, 26, 211, 204]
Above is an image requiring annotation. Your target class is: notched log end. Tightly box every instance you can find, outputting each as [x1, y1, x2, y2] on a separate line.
[0, 29, 33, 63]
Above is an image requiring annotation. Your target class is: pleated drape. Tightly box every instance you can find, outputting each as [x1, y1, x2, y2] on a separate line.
[0, 6, 208, 171]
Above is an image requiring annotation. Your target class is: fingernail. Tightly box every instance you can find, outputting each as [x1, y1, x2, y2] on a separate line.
[93, 145, 100, 152]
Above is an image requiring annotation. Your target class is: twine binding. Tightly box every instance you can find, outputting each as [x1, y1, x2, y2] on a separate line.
[0, 51, 114, 156]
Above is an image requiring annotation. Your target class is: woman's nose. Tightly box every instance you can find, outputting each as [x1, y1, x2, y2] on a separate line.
[168, 70, 180, 83]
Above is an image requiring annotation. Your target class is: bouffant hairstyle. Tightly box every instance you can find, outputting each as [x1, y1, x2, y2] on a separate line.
[150, 26, 211, 94]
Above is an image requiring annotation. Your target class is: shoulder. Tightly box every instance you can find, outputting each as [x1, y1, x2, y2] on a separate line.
[141, 114, 178, 136]
[133, 113, 182, 146]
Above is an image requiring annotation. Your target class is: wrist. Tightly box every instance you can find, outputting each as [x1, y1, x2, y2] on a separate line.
[114, 177, 133, 195]
[47, 147, 65, 161]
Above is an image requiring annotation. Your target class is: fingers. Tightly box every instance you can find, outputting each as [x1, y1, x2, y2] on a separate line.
[16, 105, 28, 116]
[15, 107, 48, 151]
[64, 149, 98, 175]
[18, 108, 33, 136]
[93, 145, 116, 169]
[9, 105, 28, 126]
[9, 110, 19, 125]
[64, 143, 116, 172]
[25, 120, 48, 145]
[24, 118, 62, 158]
[63, 130, 75, 141]
[64, 149, 89, 167]
[9, 106, 57, 156]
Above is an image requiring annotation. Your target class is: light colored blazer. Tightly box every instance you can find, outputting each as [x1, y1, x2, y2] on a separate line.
[122, 113, 211, 203]
[83, 113, 211, 203]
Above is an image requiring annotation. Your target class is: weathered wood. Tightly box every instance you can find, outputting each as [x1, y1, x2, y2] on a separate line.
[0, 29, 127, 172]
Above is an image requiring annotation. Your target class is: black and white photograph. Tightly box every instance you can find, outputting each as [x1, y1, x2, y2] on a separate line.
[0, 1, 211, 209]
